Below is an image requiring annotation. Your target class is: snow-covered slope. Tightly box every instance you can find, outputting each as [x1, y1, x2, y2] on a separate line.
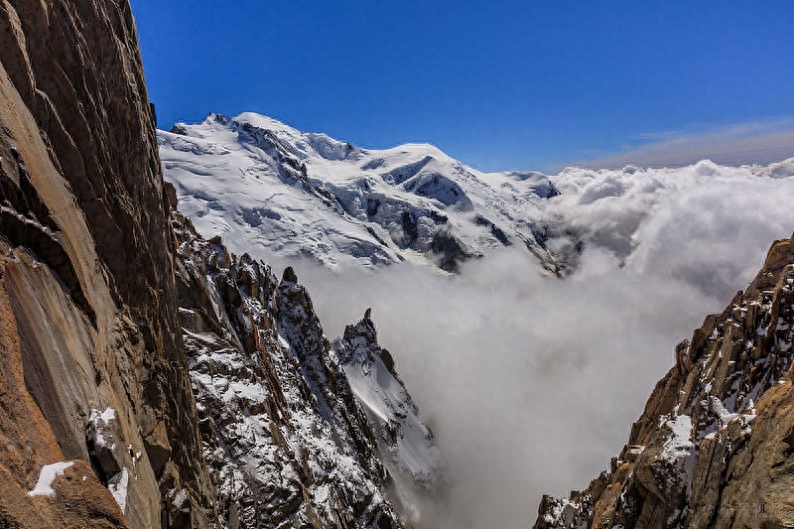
[159, 113, 560, 273]
[172, 211, 442, 528]
[159, 113, 794, 286]
[333, 314, 445, 490]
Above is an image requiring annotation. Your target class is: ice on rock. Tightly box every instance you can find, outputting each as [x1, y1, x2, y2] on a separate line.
[28, 461, 74, 497]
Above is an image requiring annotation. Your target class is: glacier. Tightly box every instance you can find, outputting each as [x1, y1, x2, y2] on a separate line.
[159, 112, 561, 274]
[159, 112, 794, 296]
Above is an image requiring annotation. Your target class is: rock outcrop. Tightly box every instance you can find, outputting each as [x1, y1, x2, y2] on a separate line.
[333, 316, 445, 494]
[535, 234, 794, 529]
[173, 211, 415, 528]
[0, 0, 214, 527]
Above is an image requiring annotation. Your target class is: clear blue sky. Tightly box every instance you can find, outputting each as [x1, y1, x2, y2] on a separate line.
[131, 1, 794, 172]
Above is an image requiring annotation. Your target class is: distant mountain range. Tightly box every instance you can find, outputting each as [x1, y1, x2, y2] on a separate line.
[159, 111, 794, 290]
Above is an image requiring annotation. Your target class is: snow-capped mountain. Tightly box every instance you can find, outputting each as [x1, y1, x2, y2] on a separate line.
[159, 113, 562, 274]
[159, 113, 794, 292]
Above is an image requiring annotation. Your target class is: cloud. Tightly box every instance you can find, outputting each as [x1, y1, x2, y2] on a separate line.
[574, 119, 794, 170]
[548, 160, 794, 297]
[292, 249, 714, 528]
[251, 160, 794, 528]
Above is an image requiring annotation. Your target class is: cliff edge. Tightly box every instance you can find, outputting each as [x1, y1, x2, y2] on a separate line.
[0, 2, 439, 527]
[535, 234, 794, 529]
[0, 0, 214, 527]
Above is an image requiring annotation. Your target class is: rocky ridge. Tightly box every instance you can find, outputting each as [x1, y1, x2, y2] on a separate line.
[333, 315, 446, 499]
[535, 233, 794, 529]
[173, 206, 442, 528]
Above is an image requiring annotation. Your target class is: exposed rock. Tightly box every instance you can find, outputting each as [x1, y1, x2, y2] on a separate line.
[430, 231, 475, 273]
[535, 233, 794, 529]
[0, 1, 213, 526]
[173, 212, 418, 528]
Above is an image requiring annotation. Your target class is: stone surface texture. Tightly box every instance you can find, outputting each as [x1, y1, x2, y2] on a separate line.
[535, 234, 794, 529]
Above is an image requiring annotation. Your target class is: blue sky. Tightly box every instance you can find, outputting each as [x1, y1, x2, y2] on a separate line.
[131, 1, 794, 172]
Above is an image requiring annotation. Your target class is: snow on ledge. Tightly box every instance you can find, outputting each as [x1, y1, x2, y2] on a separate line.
[661, 413, 694, 462]
[28, 461, 74, 497]
[88, 407, 117, 449]
[109, 467, 130, 513]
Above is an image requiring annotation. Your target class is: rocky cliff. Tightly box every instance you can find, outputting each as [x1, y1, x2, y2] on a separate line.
[535, 234, 794, 529]
[172, 208, 440, 528]
[0, 1, 437, 528]
[0, 0, 214, 527]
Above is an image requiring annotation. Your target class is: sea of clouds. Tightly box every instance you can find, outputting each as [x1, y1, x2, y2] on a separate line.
[255, 159, 794, 528]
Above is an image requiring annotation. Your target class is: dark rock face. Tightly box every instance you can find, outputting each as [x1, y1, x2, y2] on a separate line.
[0, 0, 213, 527]
[431, 231, 473, 273]
[535, 234, 794, 529]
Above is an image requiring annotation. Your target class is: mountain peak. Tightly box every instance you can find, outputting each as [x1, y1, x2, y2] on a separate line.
[158, 114, 561, 273]
[229, 111, 301, 134]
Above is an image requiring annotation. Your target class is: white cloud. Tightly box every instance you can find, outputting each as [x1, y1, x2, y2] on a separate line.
[293, 248, 714, 528]
[549, 160, 794, 297]
[251, 160, 794, 528]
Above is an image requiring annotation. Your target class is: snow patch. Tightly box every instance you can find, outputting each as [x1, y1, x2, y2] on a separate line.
[108, 467, 130, 513]
[28, 461, 74, 497]
[660, 414, 694, 462]
[88, 407, 117, 449]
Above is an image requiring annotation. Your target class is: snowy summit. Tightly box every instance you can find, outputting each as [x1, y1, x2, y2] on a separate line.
[159, 112, 560, 273]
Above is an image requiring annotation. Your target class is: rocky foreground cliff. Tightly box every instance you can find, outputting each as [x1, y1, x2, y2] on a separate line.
[0, 0, 214, 526]
[0, 1, 440, 527]
[535, 234, 794, 529]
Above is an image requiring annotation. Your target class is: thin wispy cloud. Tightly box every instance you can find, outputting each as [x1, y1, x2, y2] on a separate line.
[574, 118, 794, 170]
